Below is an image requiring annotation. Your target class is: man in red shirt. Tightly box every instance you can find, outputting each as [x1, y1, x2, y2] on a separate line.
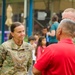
[32, 19, 75, 75]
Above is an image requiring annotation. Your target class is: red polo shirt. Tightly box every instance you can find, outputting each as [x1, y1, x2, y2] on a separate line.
[34, 39, 75, 75]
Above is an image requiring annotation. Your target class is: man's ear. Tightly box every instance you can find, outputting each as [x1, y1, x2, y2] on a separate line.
[73, 32, 75, 37]
[56, 27, 62, 41]
[57, 28, 62, 35]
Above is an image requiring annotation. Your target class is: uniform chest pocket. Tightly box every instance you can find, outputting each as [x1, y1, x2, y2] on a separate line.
[7, 49, 26, 65]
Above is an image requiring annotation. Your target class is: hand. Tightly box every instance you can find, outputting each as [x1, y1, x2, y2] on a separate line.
[47, 32, 50, 36]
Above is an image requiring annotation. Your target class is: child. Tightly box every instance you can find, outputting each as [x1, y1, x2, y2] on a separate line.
[35, 36, 47, 61]
[41, 27, 50, 46]
[28, 36, 36, 75]
[28, 36, 36, 64]
[33, 32, 40, 45]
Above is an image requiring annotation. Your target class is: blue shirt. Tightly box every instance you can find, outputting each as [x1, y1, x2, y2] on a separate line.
[49, 22, 59, 43]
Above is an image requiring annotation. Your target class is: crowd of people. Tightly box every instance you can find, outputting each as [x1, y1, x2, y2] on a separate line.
[0, 8, 75, 75]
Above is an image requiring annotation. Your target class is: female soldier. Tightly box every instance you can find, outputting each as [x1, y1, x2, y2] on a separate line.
[0, 22, 33, 75]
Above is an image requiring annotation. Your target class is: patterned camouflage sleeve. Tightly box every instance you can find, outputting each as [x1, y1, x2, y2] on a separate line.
[27, 45, 33, 71]
[0, 45, 3, 66]
[0, 45, 7, 73]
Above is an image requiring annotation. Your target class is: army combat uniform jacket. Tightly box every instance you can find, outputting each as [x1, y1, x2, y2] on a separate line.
[0, 39, 33, 75]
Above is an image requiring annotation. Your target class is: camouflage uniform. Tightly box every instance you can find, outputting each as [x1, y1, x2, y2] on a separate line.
[0, 39, 33, 75]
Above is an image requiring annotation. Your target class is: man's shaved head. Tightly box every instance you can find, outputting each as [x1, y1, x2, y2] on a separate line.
[56, 19, 75, 40]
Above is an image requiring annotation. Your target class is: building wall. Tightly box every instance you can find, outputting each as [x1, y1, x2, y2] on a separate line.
[34, 0, 75, 13]
[34, 2, 46, 10]
[0, 0, 75, 15]
[0, 0, 75, 24]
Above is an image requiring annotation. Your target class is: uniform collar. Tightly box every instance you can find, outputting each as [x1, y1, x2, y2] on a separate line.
[11, 39, 25, 50]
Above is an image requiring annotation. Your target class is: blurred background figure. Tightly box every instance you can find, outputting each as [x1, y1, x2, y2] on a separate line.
[28, 36, 36, 64]
[47, 14, 59, 44]
[41, 27, 50, 46]
[35, 36, 47, 61]
[33, 32, 40, 45]
[41, 27, 48, 36]
[62, 8, 75, 43]
[28, 36, 36, 75]
[62, 8, 75, 22]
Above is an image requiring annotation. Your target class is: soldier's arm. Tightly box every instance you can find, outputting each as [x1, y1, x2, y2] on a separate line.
[0, 45, 7, 70]
[0, 45, 3, 73]
[27, 50, 33, 71]
[27, 44, 33, 71]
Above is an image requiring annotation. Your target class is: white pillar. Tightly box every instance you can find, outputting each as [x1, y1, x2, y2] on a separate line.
[24, 0, 27, 19]
[24, 0, 27, 34]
